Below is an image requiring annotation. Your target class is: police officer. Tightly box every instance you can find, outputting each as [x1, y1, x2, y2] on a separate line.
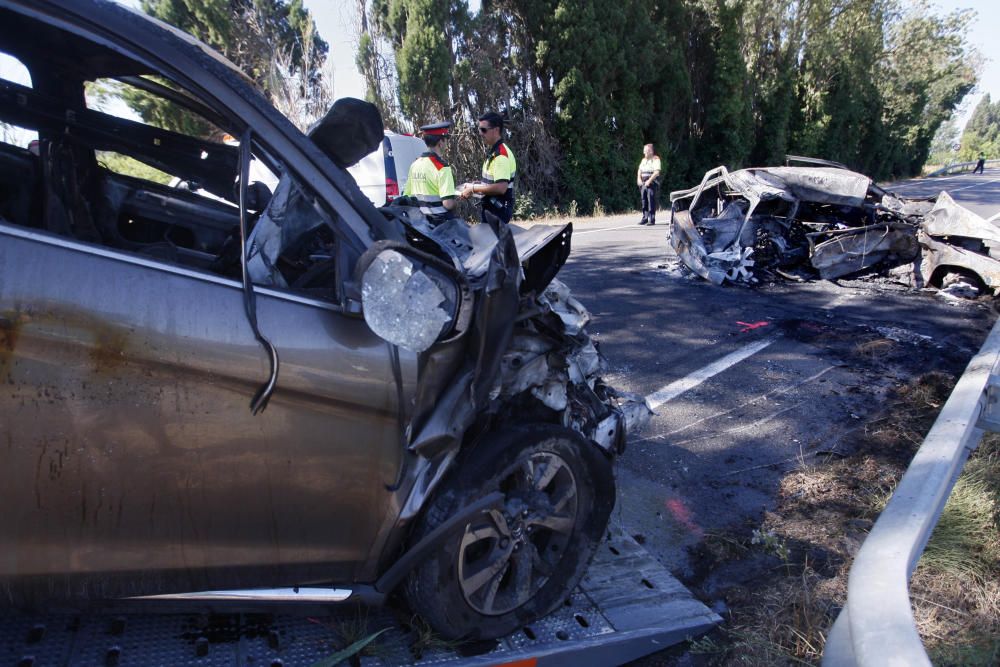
[460, 111, 516, 225]
[404, 121, 457, 219]
[637, 143, 661, 225]
[973, 152, 986, 175]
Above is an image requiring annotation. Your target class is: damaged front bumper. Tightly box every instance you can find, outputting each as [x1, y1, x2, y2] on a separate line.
[380, 207, 651, 519]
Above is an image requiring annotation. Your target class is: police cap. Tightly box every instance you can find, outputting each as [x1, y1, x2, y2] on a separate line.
[419, 121, 452, 137]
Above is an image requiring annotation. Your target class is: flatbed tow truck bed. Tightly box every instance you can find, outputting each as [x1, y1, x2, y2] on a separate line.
[1, 532, 719, 667]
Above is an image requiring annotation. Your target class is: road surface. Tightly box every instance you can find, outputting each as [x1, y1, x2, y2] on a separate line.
[556, 168, 1000, 580]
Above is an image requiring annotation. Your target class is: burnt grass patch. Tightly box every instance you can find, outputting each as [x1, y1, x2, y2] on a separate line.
[629, 318, 999, 666]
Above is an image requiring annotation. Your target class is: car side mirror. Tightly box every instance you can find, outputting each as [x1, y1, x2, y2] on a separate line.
[359, 246, 463, 353]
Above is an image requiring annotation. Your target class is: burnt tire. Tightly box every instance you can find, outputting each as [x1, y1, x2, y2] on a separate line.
[403, 425, 615, 640]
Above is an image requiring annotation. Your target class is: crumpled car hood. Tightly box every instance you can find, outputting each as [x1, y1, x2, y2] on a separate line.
[388, 206, 571, 293]
[383, 207, 651, 519]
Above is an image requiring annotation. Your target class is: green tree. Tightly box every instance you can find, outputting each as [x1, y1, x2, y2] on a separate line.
[696, 0, 753, 171]
[368, 0, 468, 120]
[355, 0, 980, 214]
[877, 2, 976, 176]
[960, 95, 1000, 161]
[928, 115, 960, 167]
[132, 0, 328, 135]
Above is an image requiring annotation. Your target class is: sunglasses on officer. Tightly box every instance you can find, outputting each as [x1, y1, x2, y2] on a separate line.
[478, 125, 495, 133]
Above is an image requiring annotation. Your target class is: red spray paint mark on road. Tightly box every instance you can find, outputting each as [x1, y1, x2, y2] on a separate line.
[665, 497, 704, 538]
[736, 321, 769, 333]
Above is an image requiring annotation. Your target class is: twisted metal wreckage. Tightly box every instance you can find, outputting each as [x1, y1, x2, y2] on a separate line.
[670, 159, 1000, 295]
[376, 210, 655, 466]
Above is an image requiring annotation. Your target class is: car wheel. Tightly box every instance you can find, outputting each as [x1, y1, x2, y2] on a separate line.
[404, 424, 615, 640]
[940, 270, 981, 299]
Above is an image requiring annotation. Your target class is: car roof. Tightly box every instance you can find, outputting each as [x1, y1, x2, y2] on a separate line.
[1, 0, 398, 250]
[0, 0, 252, 84]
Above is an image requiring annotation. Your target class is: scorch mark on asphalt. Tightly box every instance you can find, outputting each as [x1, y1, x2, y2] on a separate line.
[638, 365, 838, 442]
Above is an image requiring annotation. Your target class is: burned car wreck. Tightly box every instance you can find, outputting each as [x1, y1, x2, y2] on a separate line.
[670, 159, 1000, 295]
[0, 0, 648, 642]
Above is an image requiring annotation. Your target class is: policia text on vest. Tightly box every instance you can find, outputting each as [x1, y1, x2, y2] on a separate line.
[461, 112, 517, 225]
[404, 121, 457, 219]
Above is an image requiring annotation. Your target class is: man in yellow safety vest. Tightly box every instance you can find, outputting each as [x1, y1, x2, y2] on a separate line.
[460, 111, 517, 225]
[637, 143, 662, 226]
[404, 121, 457, 220]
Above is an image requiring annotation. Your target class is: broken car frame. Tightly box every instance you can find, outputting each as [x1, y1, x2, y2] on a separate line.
[670, 158, 1000, 295]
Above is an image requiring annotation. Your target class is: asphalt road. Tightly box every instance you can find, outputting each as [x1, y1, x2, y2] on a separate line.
[555, 168, 1000, 579]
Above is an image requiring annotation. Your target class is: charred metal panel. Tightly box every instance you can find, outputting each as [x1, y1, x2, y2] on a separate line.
[670, 210, 727, 285]
[916, 232, 1000, 294]
[811, 226, 919, 280]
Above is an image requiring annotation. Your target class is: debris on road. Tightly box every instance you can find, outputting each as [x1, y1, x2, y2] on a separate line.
[737, 321, 770, 333]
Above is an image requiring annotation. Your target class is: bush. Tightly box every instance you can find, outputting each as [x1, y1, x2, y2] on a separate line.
[514, 192, 540, 220]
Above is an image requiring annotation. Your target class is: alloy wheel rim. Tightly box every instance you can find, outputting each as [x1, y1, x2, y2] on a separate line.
[457, 451, 578, 616]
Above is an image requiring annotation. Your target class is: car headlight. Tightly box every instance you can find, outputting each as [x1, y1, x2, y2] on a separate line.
[361, 249, 459, 353]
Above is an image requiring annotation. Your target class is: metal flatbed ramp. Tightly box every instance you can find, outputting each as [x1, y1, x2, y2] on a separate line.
[1, 533, 719, 667]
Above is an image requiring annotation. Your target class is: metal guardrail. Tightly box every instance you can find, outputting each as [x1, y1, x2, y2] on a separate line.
[823, 316, 1000, 667]
[925, 159, 1000, 177]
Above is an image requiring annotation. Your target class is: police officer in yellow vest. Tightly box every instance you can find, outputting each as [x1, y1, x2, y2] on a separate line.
[404, 121, 457, 220]
[460, 111, 517, 225]
[637, 143, 662, 225]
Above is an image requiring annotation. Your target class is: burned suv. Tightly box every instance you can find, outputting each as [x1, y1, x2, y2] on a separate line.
[670, 157, 1000, 295]
[0, 0, 646, 640]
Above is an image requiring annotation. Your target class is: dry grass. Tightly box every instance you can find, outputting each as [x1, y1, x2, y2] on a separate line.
[688, 372, 1000, 666]
[912, 433, 1000, 666]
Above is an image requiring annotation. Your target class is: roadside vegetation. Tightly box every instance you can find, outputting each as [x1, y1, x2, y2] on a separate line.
[113, 1, 981, 220]
[673, 371, 1000, 666]
[929, 94, 1000, 169]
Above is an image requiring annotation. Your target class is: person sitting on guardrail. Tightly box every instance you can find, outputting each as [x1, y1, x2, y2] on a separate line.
[973, 152, 986, 175]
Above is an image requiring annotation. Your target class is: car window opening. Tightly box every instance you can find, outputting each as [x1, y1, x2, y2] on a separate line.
[0, 16, 348, 308]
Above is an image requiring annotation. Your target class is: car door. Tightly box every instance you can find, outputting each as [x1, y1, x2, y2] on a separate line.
[0, 5, 413, 599]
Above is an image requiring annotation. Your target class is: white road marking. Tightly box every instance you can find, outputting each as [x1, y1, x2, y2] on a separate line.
[574, 224, 644, 236]
[941, 177, 1000, 193]
[644, 336, 778, 411]
[988, 211, 1000, 223]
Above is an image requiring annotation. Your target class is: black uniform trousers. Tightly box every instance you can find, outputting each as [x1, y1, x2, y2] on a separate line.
[641, 182, 659, 224]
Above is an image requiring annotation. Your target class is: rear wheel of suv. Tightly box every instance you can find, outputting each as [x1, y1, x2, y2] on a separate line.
[404, 425, 615, 640]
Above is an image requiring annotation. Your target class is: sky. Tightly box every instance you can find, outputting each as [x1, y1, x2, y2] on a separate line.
[929, 0, 999, 128]
[0, 0, 996, 138]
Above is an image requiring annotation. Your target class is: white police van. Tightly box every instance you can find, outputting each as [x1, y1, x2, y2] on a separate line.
[347, 130, 426, 207]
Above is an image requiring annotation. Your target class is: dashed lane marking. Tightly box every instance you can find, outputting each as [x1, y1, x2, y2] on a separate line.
[644, 337, 778, 411]
[574, 224, 645, 236]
